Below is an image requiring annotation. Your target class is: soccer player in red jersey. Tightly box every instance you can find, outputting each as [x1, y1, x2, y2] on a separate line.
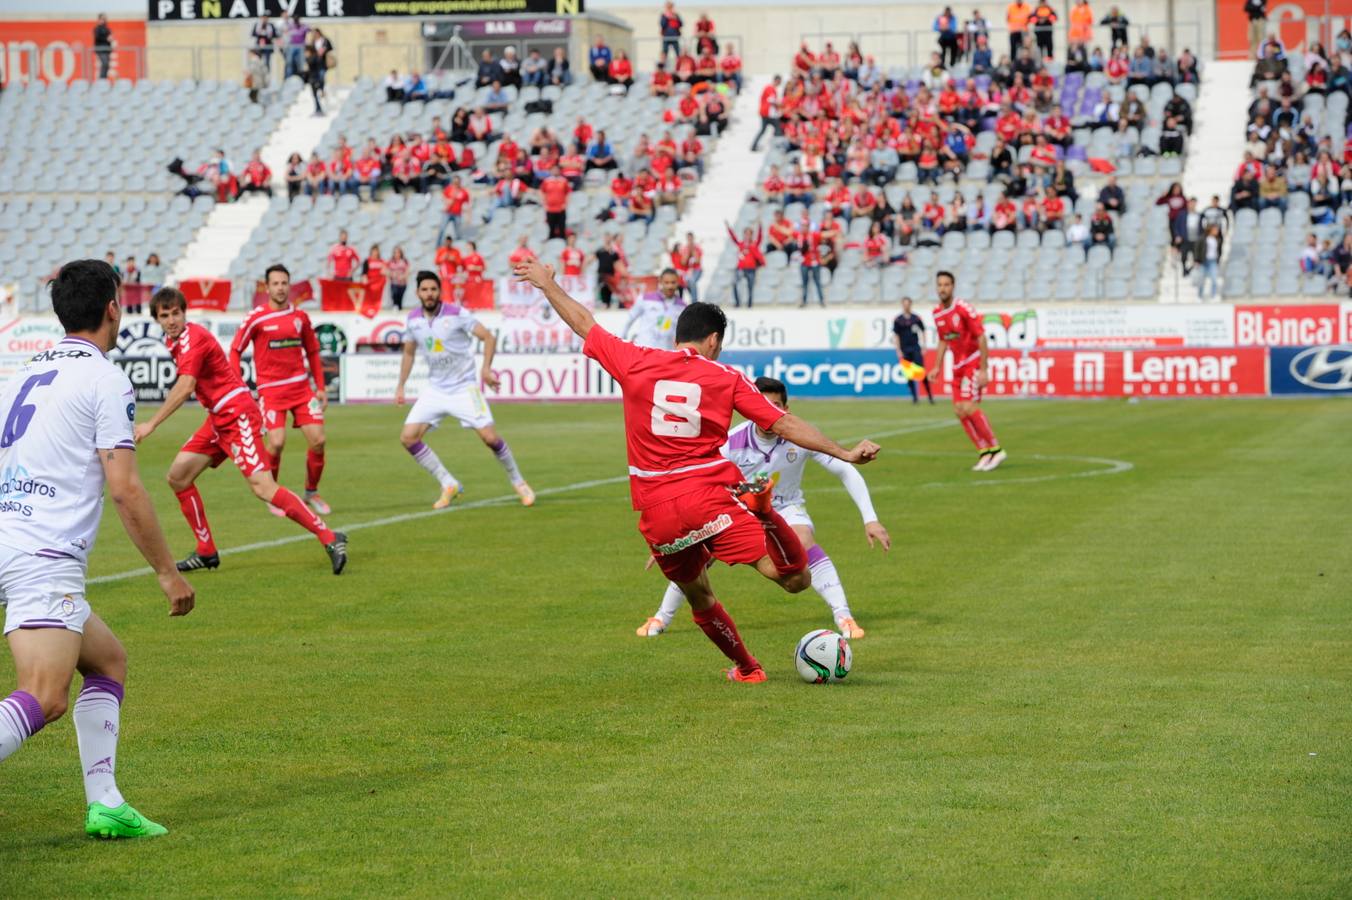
[229, 264, 331, 515]
[926, 271, 1006, 471]
[135, 288, 347, 574]
[512, 260, 879, 681]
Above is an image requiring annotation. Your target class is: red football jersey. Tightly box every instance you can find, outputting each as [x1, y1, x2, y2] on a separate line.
[932, 299, 984, 370]
[169, 322, 250, 413]
[582, 326, 785, 509]
[328, 243, 360, 278]
[229, 306, 324, 393]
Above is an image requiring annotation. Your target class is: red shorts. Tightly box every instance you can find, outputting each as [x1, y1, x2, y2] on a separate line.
[952, 362, 984, 404]
[181, 401, 272, 477]
[638, 484, 768, 583]
[259, 384, 324, 430]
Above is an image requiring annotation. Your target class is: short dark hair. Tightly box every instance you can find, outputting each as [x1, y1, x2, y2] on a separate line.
[674, 301, 727, 344]
[935, 270, 955, 282]
[265, 263, 290, 281]
[150, 286, 187, 316]
[50, 259, 120, 334]
[659, 267, 679, 278]
[754, 376, 787, 401]
[415, 270, 440, 288]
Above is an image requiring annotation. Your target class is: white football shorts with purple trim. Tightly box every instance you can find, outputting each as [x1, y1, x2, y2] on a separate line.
[0, 544, 90, 636]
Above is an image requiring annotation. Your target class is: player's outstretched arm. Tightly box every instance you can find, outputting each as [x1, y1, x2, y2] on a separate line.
[133, 375, 196, 443]
[101, 448, 195, 616]
[513, 259, 596, 338]
[771, 414, 880, 465]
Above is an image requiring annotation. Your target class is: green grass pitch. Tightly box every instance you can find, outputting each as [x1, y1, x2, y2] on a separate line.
[2, 397, 1349, 897]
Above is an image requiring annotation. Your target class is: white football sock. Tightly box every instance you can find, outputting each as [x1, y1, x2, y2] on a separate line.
[0, 691, 44, 763]
[656, 582, 687, 626]
[74, 676, 125, 808]
[407, 440, 459, 490]
[490, 439, 524, 485]
[808, 548, 852, 620]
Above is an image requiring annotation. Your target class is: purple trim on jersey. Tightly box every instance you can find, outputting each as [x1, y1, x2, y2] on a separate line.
[80, 674, 125, 705]
[114, 440, 137, 450]
[4, 691, 45, 737]
[726, 425, 754, 452]
[34, 548, 77, 559]
[60, 336, 107, 358]
[806, 544, 829, 566]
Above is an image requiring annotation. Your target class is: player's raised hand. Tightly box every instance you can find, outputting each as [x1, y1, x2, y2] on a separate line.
[132, 422, 154, 444]
[159, 571, 195, 617]
[844, 440, 881, 465]
[513, 258, 556, 289]
[864, 521, 891, 551]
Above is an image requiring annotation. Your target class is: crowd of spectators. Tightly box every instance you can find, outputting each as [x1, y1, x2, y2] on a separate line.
[725, 26, 1199, 303]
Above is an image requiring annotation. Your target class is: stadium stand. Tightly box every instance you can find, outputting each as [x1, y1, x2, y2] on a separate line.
[0, 78, 300, 303]
[707, 35, 1200, 305]
[221, 72, 727, 305]
[1226, 36, 1351, 298]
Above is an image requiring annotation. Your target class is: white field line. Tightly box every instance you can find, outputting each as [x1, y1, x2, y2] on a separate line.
[89, 419, 956, 585]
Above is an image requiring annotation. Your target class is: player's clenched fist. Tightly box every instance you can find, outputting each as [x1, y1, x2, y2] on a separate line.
[512, 259, 556, 288]
[845, 440, 881, 464]
[158, 571, 195, 616]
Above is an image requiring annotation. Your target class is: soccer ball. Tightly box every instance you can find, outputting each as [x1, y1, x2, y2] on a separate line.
[795, 629, 852, 683]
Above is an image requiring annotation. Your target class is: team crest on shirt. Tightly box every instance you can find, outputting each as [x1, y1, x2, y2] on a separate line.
[61, 595, 76, 615]
[294, 316, 303, 332]
[786, 448, 798, 463]
[126, 402, 136, 422]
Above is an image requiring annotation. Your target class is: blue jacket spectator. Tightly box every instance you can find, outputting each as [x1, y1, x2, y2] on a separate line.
[589, 37, 613, 82]
[476, 49, 504, 87]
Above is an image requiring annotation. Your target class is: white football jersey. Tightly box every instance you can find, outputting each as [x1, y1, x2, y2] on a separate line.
[0, 336, 136, 565]
[721, 421, 878, 522]
[624, 294, 687, 350]
[406, 303, 481, 392]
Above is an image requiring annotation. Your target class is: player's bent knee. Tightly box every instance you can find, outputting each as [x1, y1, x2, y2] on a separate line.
[309, 437, 326, 454]
[399, 430, 420, 448]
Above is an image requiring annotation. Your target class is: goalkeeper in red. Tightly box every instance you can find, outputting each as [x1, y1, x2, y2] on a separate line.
[927, 270, 1006, 471]
[513, 258, 879, 682]
[229, 264, 331, 514]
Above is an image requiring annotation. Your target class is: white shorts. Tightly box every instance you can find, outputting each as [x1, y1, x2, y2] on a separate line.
[775, 502, 814, 530]
[404, 383, 494, 431]
[0, 544, 91, 636]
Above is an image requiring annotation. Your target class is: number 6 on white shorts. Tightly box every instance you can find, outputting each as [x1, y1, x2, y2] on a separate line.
[651, 380, 702, 437]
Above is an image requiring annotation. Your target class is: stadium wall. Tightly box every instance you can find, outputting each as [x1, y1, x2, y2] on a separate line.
[1, 302, 1349, 400]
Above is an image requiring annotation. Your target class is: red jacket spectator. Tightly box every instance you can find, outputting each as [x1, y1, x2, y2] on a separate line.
[609, 56, 633, 83]
[728, 225, 766, 269]
[442, 181, 470, 215]
[243, 158, 270, 188]
[540, 173, 571, 212]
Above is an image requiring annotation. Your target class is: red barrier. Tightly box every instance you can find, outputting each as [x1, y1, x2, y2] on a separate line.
[120, 283, 152, 308]
[177, 278, 231, 311]
[926, 347, 1270, 397]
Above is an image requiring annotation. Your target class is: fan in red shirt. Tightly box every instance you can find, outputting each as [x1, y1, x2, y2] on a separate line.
[228, 263, 331, 515]
[508, 235, 536, 266]
[719, 43, 743, 91]
[538, 166, 572, 240]
[927, 271, 1005, 471]
[134, 287, 346, 574]
[435, 237, 462, 286]
[439, 175, 471, 243]
[608, 51, 634, 87]
[241, 152, 272, 197]
[560, 232, 586, 276]
[512, 260, 879, 681]
[327, 231, 360, 280]
[650, 64, 674, 97]
[461, 242, 487, 282]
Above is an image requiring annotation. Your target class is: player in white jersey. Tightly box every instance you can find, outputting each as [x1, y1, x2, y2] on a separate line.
[622, 268, 688, 349]
[0, 260, 194, 839]
[637, 376, 889, 640]
[395, 270, 535, 509]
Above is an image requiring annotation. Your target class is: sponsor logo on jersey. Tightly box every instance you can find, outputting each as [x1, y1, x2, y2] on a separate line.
[28, 348, 92, 363]
[266, 337, 303, 350]
[126, 402, 136, 422]
[654, 514, 734, 555]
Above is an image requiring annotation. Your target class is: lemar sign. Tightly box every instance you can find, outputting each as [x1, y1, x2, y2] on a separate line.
[149, 0, 583, 19]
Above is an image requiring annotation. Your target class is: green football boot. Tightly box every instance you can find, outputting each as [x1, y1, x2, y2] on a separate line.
[85, 802, 168, 839]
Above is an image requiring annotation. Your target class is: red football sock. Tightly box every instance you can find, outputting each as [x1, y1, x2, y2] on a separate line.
[174, 486, 217, 556]
[270, 447, 283, 483]
[690, 602, 760, 674]
[271, 487, 335, 544]
[959, 414, 987, 450]
[969, 409, 999, 449]
[305, 450, 325, 493]
[760, 506, 808, 575]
